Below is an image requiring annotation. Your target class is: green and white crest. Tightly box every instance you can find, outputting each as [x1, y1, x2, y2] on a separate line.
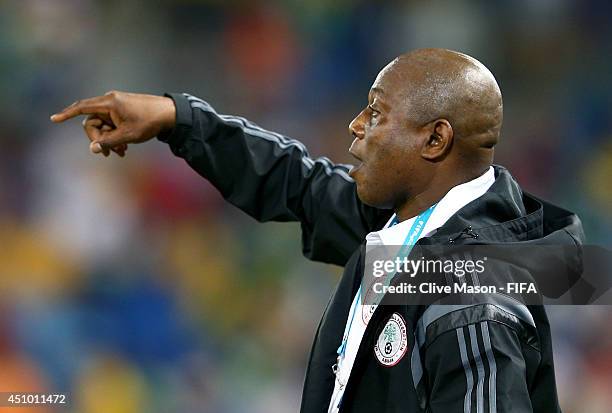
[374, 312, 408, 367]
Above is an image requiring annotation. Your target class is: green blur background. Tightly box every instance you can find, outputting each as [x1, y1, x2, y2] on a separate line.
[0, 1, 610, 412]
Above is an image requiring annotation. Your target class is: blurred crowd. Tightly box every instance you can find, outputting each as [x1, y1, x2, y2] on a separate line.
[0, 1, 610, 412]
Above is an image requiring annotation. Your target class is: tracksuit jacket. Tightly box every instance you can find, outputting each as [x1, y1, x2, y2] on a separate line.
[158, 92, 585, 413]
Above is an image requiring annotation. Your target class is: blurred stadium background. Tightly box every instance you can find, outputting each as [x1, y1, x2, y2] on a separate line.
[0, 0, 611, 412]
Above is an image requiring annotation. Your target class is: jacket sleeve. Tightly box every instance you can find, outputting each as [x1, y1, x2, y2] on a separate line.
[421, 305, 541, 413]
[157, 93, 389, 266]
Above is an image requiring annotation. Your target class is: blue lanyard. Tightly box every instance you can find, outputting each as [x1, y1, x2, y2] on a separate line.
[336, 204, 437, 358]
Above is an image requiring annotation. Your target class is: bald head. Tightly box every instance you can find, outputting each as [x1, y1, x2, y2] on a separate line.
[348, 49, 504, 217]
[376, 48, 503, 148]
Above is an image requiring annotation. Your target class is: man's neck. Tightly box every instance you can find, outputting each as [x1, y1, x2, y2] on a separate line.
[394, 186, 451, 222]
[395, 167, 490, 222]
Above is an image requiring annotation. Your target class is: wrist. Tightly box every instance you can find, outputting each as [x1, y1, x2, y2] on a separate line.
[157, 93, 193, 148]
[157, 96, 177, 135]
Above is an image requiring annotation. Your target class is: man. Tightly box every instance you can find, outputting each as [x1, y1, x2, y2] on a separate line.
[51, 48, 583, 412]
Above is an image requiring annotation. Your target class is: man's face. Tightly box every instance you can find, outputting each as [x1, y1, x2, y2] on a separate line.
[348, 63, 429, 209]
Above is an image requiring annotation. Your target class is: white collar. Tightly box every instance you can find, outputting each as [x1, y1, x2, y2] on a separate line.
[366, 166, 495, 246]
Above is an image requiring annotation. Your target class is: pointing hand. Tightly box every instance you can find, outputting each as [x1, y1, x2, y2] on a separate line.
[51, 91, 176, 156]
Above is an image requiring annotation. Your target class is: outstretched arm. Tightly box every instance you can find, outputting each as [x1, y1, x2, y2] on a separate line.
[51, 91, 390, 265]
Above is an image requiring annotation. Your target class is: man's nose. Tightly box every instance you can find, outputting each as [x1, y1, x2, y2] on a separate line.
[348, 111, 365, 140]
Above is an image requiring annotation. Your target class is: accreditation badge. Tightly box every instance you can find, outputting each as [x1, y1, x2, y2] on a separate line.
[374, 312, 408, 367]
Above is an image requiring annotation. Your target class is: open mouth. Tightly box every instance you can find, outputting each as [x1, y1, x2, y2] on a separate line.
[348, 147, 363, 162]
[348, 149, 364, 178]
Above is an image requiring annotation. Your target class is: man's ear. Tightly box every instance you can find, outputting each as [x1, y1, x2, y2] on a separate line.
[421, 119, 453, 161]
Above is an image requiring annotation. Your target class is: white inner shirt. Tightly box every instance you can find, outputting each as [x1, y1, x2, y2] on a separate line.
[328, 167, 496, 413]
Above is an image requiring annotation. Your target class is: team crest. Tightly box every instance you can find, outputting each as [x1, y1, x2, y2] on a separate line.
[374, 313, 408, 367]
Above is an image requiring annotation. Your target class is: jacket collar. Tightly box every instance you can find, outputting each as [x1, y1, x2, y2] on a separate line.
[423, 165, 546, 244]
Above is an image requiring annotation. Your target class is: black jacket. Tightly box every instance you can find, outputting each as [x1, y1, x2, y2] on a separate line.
[159, 93, 584, 413]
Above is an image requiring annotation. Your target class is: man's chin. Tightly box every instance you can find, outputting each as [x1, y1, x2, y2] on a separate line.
[355, 184, 386, 209]
[355, 180, 393, 209]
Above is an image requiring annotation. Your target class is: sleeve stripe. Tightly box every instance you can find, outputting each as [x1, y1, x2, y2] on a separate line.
[185, 94, 308, 150]
[184, 94, 354, 182]
[481, 321, 497, 413]
[468, 324, 486, 413]
[457, 328, 474, 413]
[410, 335, 423, 387]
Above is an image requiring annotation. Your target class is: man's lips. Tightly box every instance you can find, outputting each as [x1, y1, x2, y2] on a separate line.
[348, 139, 364, 162]
[348, 148, 364, 178]
[349, 149, 362, 162]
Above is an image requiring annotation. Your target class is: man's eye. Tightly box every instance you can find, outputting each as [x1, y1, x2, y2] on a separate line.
[368, 106, 380, 124]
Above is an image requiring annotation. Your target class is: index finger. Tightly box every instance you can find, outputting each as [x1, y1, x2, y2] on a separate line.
[50, 96, 110, 123]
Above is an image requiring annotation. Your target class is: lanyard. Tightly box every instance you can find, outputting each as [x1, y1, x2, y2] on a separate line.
[336, 204, 437, 359]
